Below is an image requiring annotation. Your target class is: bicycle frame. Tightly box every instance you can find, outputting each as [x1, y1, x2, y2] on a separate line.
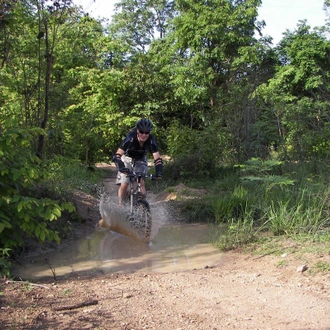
[125, 170, 154, 242]
[128, 171, 144, 213]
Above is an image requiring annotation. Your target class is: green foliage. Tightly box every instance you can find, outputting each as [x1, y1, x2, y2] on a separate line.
[237, 157, 283, 174]
[0, 128, 75, 250]
[1, 0, 330, 169]
[265, 190, 329, 237]
[0, 248, 11, 278]
[214, 217, 257, 251]
[180, 196, 216, 223]
[236, 158, 295, 192]
[2, 0, 330, 260]
[213, 186, 252, 223]
[255, 22, 330, 160]
[173, 160, 330, 250]
[111, 0, 174, 55]
[62, 67, 130, 163]
[169, 0, 262, 107]
[166, 120, 229, 178]
[45, 156, 109, 195]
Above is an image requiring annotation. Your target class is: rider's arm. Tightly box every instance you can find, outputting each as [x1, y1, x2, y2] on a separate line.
[115, 148, 125, 157]
[113, 148, 126, 171]
[153, 152, 163, 178]
[149, 135, 163, 179]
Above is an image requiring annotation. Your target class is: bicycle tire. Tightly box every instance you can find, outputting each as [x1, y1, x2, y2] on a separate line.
[132, 200, 152, 242]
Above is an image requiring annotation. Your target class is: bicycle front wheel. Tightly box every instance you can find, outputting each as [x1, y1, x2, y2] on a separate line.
[132, 200, 152, 242]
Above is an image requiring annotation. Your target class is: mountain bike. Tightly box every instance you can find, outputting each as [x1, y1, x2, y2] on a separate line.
[124, 170, 155, 242]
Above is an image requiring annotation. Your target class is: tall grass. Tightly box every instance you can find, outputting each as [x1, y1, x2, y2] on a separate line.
[172, 159, 330, 250]
[212, 160, 330, 249]
[265, 189, 328, 236]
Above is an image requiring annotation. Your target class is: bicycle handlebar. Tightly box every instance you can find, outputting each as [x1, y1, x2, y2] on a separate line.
[122, 170, 158, 181]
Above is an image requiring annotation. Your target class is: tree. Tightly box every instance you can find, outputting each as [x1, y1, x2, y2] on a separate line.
[34, 0, 73, 158]
[0, 1, 114, 160]
[0, 0, 74, 156]
[147, 0, 273, 162]
[162, 0, 263, 112]
[111, 0, 175, 55]
[61, 66, 130, 163]
[256, 21, 330, 160]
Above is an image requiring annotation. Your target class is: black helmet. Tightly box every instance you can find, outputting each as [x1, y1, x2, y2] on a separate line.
[136, 118, 153, 132]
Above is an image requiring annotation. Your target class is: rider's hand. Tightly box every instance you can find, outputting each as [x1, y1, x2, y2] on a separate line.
[119, 167, 130, 174]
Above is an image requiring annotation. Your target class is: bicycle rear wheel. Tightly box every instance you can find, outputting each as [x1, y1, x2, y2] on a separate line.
[132, 200, 152, 242]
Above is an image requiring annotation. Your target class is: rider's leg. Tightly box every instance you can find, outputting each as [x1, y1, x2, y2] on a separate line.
[140, 179, 146, 195]
[115, 155, 133, 205]
[118, 182, 129, 205]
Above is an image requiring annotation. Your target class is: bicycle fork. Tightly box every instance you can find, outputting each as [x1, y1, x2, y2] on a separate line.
[130, 174, 143, 214]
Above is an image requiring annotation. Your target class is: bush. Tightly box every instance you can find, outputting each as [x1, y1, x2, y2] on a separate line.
[166, 120, 230, 179]
[0, 128, 74, 251]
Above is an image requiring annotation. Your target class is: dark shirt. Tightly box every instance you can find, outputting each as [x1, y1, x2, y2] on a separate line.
[119, 129, 159, 160]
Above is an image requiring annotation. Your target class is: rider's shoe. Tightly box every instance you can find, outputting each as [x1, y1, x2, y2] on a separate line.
[137, 193, 146, 201]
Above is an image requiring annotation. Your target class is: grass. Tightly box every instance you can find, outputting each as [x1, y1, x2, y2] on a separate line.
[313, 261, 330, 273]
[62, 289, 73, 295]
[45, 156, 110, 198]
[276, 260, 287, 268]
[166, 159, 330, 258]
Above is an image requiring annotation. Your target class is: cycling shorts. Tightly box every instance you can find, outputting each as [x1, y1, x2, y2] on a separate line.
[116, 155, 148, 185]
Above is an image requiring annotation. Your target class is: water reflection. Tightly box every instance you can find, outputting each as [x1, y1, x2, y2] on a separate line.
[12, 223, 223, 281]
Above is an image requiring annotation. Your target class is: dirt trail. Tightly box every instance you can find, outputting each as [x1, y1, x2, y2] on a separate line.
[1, 165, 330, 329]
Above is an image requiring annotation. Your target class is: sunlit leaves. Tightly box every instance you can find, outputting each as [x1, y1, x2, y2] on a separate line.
[62, 66, 128, 160]
[161, 0, 263, 110]
[0, 128, 74, 248]
[111, 0, 175, 53]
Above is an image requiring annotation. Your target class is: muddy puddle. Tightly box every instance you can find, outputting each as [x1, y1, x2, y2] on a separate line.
[11, 175, 223, 281]
[12, 218, 223, 281]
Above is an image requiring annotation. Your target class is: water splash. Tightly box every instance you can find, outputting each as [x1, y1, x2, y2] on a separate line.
[98, 192, 144, 241]
[98, 189, 169, 243]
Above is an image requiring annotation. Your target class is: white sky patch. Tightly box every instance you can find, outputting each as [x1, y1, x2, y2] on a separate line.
[72, 0, 327, 45]
[258, 0, 326, 44]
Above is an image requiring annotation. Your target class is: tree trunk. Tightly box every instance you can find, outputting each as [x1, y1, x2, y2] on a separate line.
[37, 18, 52, 159]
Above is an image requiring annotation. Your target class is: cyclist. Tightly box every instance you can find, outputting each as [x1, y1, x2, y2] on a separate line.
[113, 118, 163, 205]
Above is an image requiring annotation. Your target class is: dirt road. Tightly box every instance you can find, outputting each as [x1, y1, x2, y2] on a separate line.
[1, 250, 330, 329]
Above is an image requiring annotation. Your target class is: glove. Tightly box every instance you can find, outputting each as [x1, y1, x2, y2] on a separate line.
[119, 167, 130, 174]
[113, 153, 125, 170]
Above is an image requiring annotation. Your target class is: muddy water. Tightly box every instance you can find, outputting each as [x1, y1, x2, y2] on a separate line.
[13, 222, 222, 281]
[12, 175, 223, 281]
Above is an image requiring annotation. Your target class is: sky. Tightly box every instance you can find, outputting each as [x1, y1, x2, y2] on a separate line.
[73, 0, 327, 45]
[258, 0, 326, 44]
